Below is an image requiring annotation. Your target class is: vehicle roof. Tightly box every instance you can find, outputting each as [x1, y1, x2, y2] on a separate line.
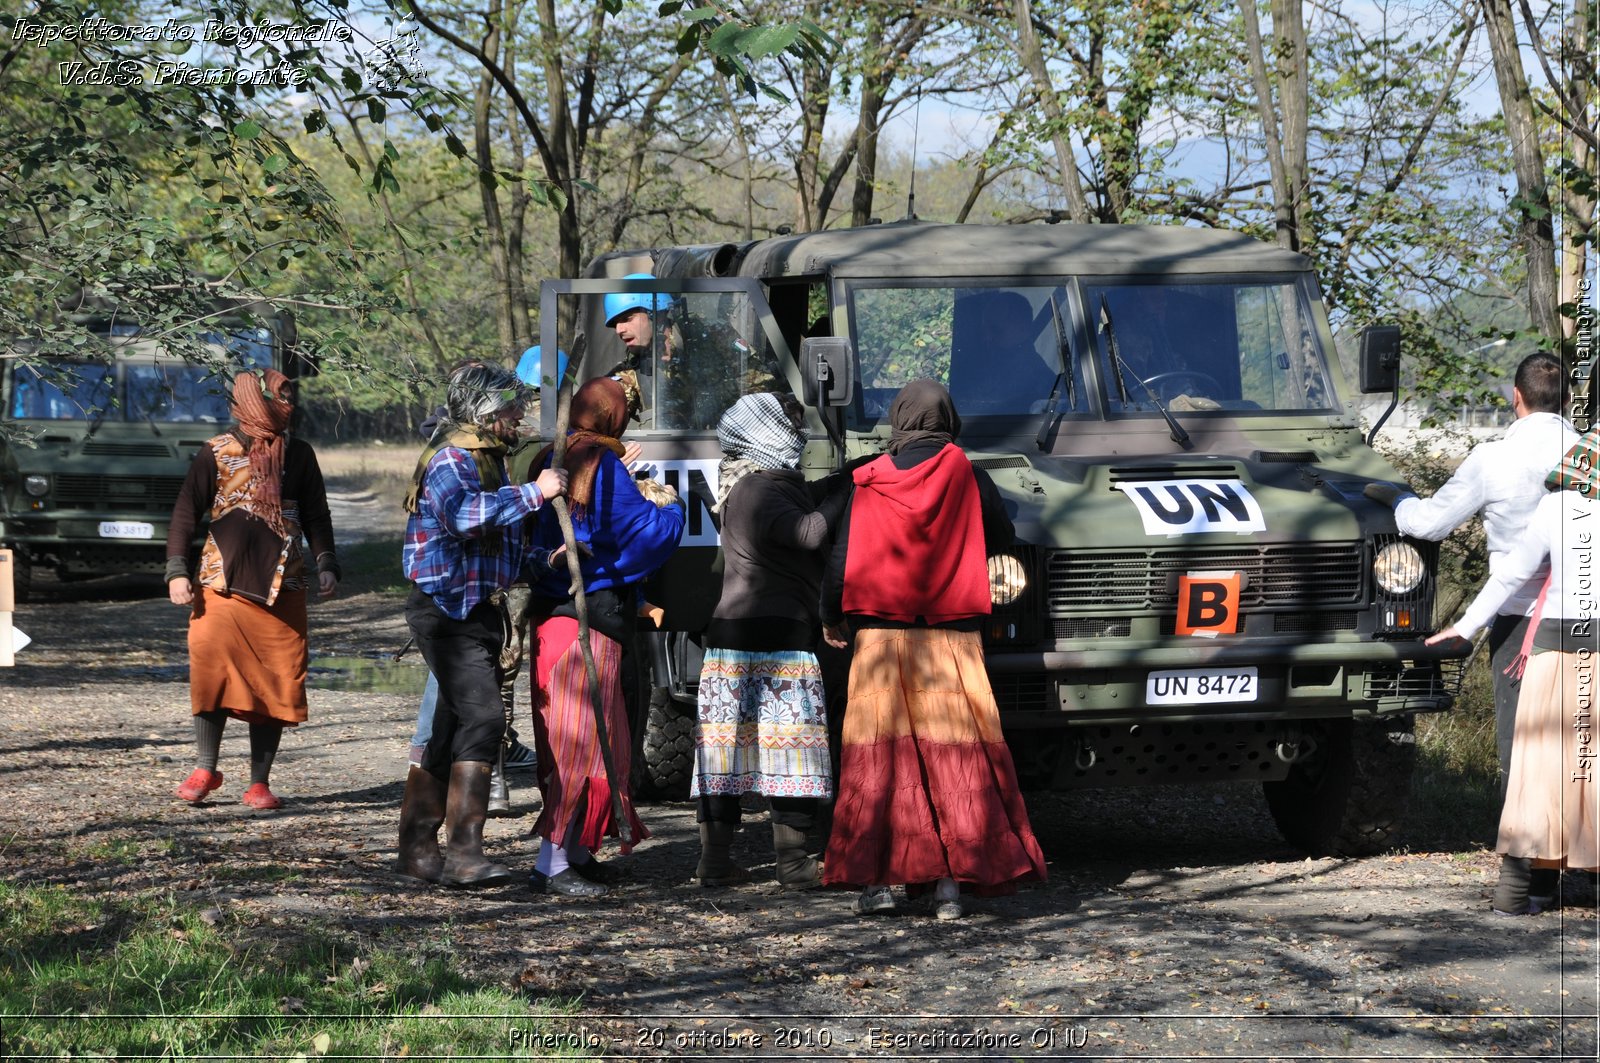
[737, 220, 1310, 280]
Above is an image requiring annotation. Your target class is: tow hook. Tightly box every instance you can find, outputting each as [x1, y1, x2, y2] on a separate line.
[1274, 731, 1317, 764]
[1074, 741, 1098, 771]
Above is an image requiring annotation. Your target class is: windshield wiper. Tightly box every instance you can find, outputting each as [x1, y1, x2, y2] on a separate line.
[1035, 293, 1077, 450]
[1098, 295, 1193, 452]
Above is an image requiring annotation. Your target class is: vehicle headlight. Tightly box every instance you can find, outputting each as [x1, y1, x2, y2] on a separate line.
[988, 554, 1027, 605]
[23, 474, 49, 497]
[1374, 541, 1425, 595]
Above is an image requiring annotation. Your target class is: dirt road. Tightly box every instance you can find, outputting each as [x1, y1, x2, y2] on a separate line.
[3, 482, 1596, 1060]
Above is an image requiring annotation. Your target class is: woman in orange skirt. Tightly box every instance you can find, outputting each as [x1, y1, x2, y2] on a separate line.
[821, 379, 1046, 919]
[166, 369, 339, 810]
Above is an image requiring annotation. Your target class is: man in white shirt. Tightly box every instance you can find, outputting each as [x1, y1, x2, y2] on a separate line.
[1366, 353, 1574, 789]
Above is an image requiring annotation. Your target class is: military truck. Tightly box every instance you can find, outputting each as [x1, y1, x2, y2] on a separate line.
[0, 304, 304, 600]
[536, 221, 1466, 855]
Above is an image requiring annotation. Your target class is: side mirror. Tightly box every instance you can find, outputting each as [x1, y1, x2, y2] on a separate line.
[800, 336, 855, 408]
[1358, 325, 1401, 394]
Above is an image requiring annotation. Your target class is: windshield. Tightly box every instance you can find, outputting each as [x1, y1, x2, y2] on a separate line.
[1089, 280, 1334, 414]
[9, 360, 232, 423]
[848, 285, 1085, 426]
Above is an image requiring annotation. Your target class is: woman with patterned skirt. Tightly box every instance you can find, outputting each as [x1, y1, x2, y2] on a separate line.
[1428, 427, 1600, 914]
[525, 376, 684, 897]
[691, 393, 847, 889]
[166, 369, 339, 811]
[821, 379, 1046, 919]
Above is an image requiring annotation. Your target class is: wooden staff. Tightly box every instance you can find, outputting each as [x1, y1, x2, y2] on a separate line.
[546, 337, 631, 845]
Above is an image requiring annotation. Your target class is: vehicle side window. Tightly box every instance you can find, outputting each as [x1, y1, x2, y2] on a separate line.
[635, 292, 787, 431]
[1235, 285, 1330, 410]
[851, 287, 953, 419]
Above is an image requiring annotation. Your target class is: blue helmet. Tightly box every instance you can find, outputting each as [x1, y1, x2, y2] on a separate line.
[516, 345, 569, 387]
[603, 272, 670, 327]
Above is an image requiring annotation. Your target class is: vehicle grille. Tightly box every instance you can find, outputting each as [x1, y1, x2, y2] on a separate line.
[1046, 542, 1364, 613]
[52, 475, 182, 512]
[990, 673, 1053, 712]
[82, 441, 172, 458]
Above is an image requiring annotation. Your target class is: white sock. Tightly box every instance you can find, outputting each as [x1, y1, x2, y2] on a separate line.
[537, 842, 570, 877]
[934, 877, 959, 902]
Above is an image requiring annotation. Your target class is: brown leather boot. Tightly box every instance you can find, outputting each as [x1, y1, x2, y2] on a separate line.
[396, 765, 447, 883]
[695, 820, 751, 886]
[772, 820, 822, 891]
[440, 761, 513, 887]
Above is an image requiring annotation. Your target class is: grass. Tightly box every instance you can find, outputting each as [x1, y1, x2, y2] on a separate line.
[337, 535, 409, 597]
[0, 882, 593, 1060]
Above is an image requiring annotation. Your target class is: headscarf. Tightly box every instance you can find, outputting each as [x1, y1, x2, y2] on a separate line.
[714, 392, 805, 514]
[404, 362, 521, 519]
[231, 368, 293, 536]
[442, 362, 531, 435]
[534, 376, 628, 517]
[886, 378, 961, 455]
[1547, 425, 1600, 496]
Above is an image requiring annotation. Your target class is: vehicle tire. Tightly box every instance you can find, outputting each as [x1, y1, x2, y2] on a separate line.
[1262, 716, 1415, 857]
[635, 685, 695, 802]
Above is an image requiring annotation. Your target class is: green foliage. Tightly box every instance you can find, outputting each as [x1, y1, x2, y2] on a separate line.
[0, 881, 577, 1058]
[0, 0, 476, 443]
[657, 1, 835, 101]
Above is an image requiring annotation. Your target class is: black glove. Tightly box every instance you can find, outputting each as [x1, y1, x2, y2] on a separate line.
[1364, 481, 1404, 507]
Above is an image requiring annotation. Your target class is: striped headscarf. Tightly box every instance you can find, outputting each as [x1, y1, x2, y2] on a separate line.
[231, 368, 293, 537]
[1547, 425, 1600, 496]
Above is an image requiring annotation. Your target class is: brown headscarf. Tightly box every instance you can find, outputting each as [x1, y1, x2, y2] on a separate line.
[231, 368, 294, 536]
[535, 376, 628, 517]
[887, 378, 961, 455]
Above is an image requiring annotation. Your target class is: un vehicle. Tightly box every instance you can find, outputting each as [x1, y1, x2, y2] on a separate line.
[0, 304, 304, 600]
[538, 222, 1465, 855]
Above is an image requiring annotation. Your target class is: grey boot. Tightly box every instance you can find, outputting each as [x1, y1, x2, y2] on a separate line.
[396, 765, 447, 883]
[440, 761, 513, 887]
[772, 821, 822, 891]
[486, 749, 512, 818]
[1492, 855, 1533, 915]
[1529, 867, 1559, 912]
[695, 820, 751, 886]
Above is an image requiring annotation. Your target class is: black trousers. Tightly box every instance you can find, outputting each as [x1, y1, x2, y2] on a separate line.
[406, 586, 506, 776]
[1487, 612, 1530, 798]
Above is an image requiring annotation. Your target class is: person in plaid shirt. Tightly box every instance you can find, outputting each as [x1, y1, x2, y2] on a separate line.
[396, 362, 567, 888]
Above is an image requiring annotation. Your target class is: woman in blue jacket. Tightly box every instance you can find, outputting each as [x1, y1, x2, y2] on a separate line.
[525, 375, 685, 897]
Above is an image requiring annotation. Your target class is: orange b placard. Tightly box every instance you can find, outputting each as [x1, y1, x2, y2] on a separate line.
[1176, 571, 1241, 636]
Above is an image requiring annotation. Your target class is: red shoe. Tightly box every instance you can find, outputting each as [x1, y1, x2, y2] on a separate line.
[176, 769, 223, 803]
[240, 783, 282, 810]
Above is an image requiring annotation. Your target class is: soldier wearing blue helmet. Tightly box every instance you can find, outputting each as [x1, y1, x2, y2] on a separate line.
[605, 272, 784, 429]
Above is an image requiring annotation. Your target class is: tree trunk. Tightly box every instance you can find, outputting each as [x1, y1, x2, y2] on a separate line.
[1480, 0, 1562, 343]
[1556, 2, 1594, 345]
[849, 15, 889, 228]
[1272, 0, 1313, 252]
[1240, 0, 1298, 250]
[1014, 0, 1091, 222]
[473, 24, 515, 361]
